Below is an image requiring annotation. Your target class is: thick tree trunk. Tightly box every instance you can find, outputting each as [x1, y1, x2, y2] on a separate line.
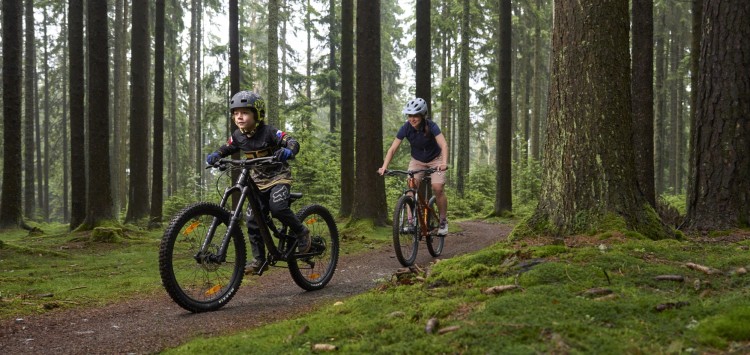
[126, 0, 151, 223]
[518, 0, 671, 240]
[339, 0, 354, 217]
[68, 0, 86, 230]
[24, 0, 36, 219]
[352, 0, 387, 224]
[1, 0, 24, 228]
[415, 0, 431, 115]
[685, 1, 750, 230]
[494, 0, 512, 215]
[83, 0, 115, 228]
[150, 0, 166, 225]
[631, 0, 655, 207]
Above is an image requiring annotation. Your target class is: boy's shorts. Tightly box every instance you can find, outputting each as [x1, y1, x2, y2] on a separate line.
[407, 155, 446, 184]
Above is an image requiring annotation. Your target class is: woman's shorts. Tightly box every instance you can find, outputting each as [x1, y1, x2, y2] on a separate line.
[407, 155, 446, 184]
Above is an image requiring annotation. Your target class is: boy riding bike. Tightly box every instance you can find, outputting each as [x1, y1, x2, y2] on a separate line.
[206, 90, 310, 274]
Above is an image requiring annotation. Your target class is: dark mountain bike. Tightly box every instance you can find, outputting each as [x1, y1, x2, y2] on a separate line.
[383, 168, 444, 266]
[159, 157, 339, 313]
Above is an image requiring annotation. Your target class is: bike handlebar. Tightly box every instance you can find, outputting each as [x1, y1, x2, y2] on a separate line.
[383, 167, 439, 177]
[206, 156, 280, 170]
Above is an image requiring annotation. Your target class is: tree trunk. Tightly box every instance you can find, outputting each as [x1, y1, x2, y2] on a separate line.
[352, 0, 387, 224]
[518, 0, 671, 240]
[62, 9, 70, 223]
[339, 0, 354, 217]
[415, 0, 431, 115]
[268, 0, 280, 127]
[42, 10, 51, 221]
[653, 12, 666, 196]
[24, 0, 36, 219]
[125, 0, 151, 223]
[1, 0, 24, 228]
[494, 0, 512, 215]
[631, 0, 656, 207]
[685, 0, 750, 230]
[82, 0, 115, 228]
[530, 0, 544, 161]
[68, 0, 86, 230]
[456, 0, 471, 197]
[328, 0, 337, 132]
[150, 0, 166, 225]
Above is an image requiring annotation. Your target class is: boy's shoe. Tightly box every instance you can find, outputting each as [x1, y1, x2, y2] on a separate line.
[438, 219, 448, 236]
[296, 229, 311, 254]
[245, 259, 268, 274]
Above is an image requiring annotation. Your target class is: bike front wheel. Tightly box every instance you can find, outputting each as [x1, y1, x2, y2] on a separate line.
[426, 196, 444, 257]
[159, 202, 246, 313]
[288, 204, 340, 291]
[392, 195, 419, 266]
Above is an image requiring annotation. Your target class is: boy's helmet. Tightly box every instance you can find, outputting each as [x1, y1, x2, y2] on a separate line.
[402, 97, 428, 116]
[230, 91, 266, 122]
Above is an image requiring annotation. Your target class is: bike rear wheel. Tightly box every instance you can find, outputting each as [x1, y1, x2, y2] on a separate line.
[288, 204, 340, 291]
[426, 196, 444, 257]
[392, 195, 419, 266]
[159, 202, 246, 313]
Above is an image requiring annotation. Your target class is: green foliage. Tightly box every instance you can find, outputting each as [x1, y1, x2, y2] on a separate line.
[164, 232, 750, 354]
[694, 307, 750, 349]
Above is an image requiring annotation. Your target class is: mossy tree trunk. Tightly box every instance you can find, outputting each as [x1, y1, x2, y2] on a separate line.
[684, 1, 750, 230]
[518, 0, 672, 239]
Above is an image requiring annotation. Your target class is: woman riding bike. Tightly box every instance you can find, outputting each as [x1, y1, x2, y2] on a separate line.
[377, 97, 450, 236]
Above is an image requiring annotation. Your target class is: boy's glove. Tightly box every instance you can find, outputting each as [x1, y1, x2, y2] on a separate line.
[206, 152, 221, 165]
[273, 148, 294, 162]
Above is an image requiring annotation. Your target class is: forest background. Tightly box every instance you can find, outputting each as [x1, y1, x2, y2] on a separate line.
[0, 0, 747, 236]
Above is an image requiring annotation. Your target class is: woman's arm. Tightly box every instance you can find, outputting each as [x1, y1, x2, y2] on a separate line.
[378, 138, 403, 175]
[435, 133, 449, 171]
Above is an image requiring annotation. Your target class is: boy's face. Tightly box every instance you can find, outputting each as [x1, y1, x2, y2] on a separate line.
[233, 107, 257, 130]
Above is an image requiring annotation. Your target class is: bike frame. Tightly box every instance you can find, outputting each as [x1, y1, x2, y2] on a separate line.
[391, 168, 439, 237]
[198, 158, 299, 266]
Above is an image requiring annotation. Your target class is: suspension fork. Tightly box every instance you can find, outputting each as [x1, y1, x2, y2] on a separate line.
[198, 169, 248, 262]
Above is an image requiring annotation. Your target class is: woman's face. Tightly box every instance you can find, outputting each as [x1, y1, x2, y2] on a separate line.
[233, 107, 257, 130]
[407, 114, 423, 128]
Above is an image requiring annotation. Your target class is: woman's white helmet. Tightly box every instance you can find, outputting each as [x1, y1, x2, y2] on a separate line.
[402, 97, 428, 116]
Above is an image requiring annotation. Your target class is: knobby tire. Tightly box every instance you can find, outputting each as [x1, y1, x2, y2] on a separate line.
[392, 195, 419, 266]
[159, 202, 246, 313]
[288, 204, 340, 291]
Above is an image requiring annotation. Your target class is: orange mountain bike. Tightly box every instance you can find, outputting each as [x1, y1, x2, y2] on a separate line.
[383, 168, 444, 266]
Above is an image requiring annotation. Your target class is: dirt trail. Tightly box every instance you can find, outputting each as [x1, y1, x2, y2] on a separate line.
[0, 221, 512, 354]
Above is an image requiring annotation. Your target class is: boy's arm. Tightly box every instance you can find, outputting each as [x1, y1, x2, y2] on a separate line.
[275, 130, 300, 156]
[215, 132, 241, 157]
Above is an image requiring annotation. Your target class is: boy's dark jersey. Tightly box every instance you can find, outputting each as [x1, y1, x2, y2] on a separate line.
[214, 124, 299, 190]
[396, 119, 442, 163]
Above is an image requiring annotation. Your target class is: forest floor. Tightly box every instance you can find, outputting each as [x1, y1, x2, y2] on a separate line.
[0, 220, 513, 354]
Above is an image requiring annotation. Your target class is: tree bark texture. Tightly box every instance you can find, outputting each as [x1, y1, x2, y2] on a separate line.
[685, 0, 750, 230]
[268, 0, 280, 127]
[526, 0, 669, 238]
[24, 0, 36, 219]
[339, 0, 354, 217]
[1, 0, 24, 228]
[126, 0, 151, 222]
[415, 0, 431, 115]
[631, 0, 655, 207]
[495, 0, 512, 214]
[84, 0, 115, 226]
[68, 0, 86, 230]
[151, 0, 166, 224]
[456, 0, 471, 196]
[352, 0, 387, 224]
